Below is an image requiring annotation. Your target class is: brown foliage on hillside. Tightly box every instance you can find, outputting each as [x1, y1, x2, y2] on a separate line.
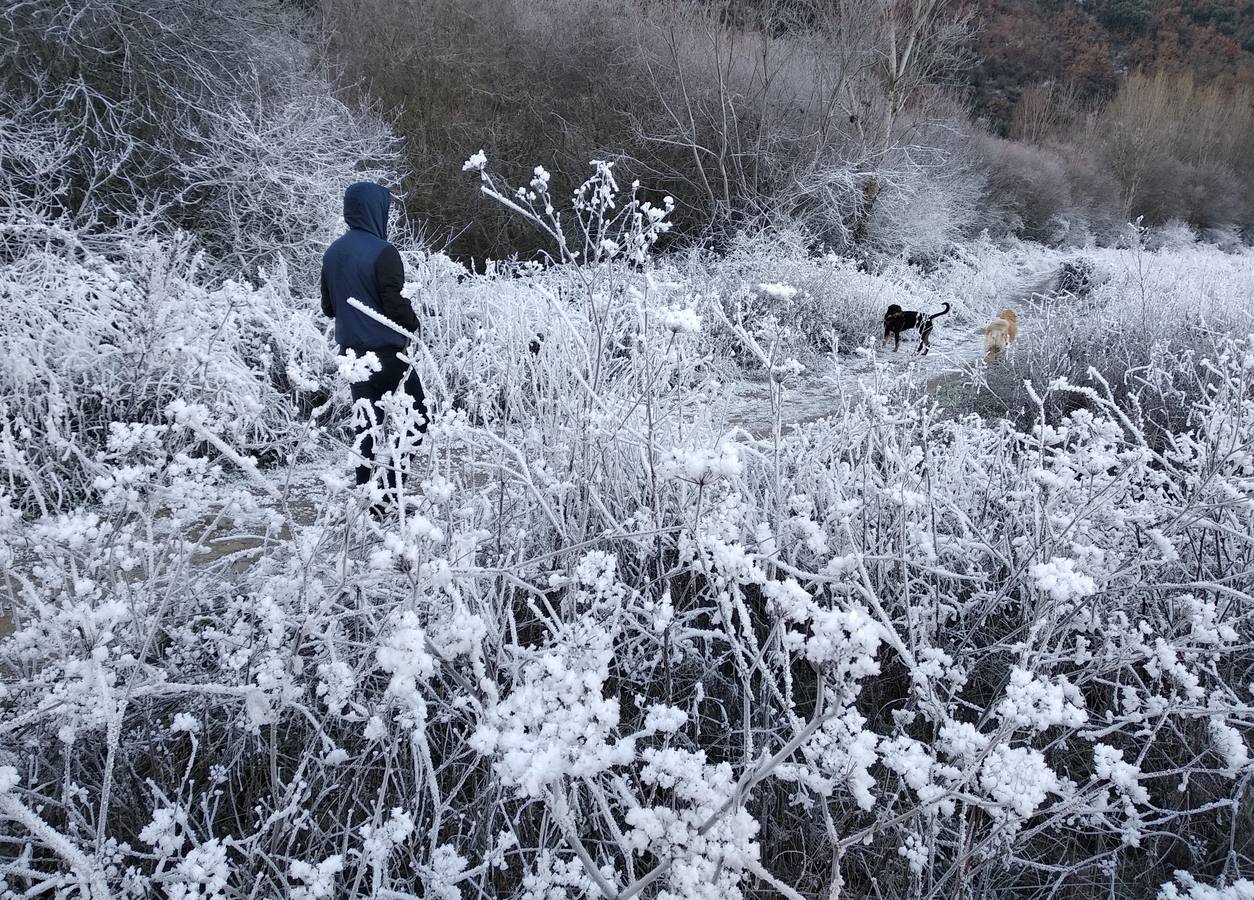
[968, 0, 1254, 133]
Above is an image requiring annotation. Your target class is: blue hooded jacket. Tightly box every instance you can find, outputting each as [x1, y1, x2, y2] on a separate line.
[320, 183, 418, 351]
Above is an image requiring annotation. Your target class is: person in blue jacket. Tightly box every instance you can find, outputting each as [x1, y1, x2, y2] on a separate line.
[320, 182, 426, 495]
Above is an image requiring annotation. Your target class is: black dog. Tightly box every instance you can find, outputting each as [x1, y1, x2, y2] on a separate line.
[882, 302, 950, 355]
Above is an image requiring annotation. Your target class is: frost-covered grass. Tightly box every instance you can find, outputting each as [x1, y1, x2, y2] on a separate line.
[2, 169, 1254, 899]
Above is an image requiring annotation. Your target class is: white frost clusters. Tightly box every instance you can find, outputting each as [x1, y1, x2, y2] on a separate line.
[979, 746, 1059, 818]
[336, 348, 382, 384]
[470, 624, 634, 797]
[661, 306, 702, 334]
[289, 856, 343, 900]
[1208, 718, 1251, 776]
[424, 845, 469, 900]
[1092, 743, 1149, 805]
[360, 808, 415, 872]
[996, 667, 1087, 732]
[1159, 872, 1254, 900]
[170, 712, 201, 734]
[140, 806, 188, 857]
[757, 282, 799, 300]
[376, 611, 436, 716]
[169, 839, 230, 900]
[625, 747, 761, 900]
[778, 711, 880, 811]
[659, 442, 743, 484]
[937, 721, 990, 762]
[1030, 557, 1097, 602]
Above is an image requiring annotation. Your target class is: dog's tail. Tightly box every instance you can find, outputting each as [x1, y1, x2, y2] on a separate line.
[932, 302, 951, 319]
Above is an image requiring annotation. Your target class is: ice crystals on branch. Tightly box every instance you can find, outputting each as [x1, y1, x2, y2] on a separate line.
[661, 306, 702, 334]
[169, 838, 230, 900]
[643, 703, 688, 734]
[778, 711, 880, 811]
[521, 851, 604, 900]
[1158, 873, 1254, 899]
[766, 579, 883, 675]
[1092, 743, 1150, 842]
[462, 149, 488, 174]
[140, 806, 189, 857]
[980, 745, 1060, 819]
[996, 667, 1088, 732]
[1031, 557, 1097, 602]
[899, 831, 928, 874]
[1208, 719, 1251, 776]
[424, 845, 469, 900]
[880, 735, 958, 816]
[757, 282, 799, 301]
[1184, 594, 1239, 645]
[659, 441, 743, 485]
[376, 611, 436, 718]
[626, 746, 762, 900]
[937, 721, 990, 762]
[170, 712, 200, 734]
[164, 398, 211, 428]
[290, 856, 344, 900]
[360, 808, 414, 873]
[336, 347, 381, 384]
[470, 621, 634, 798]
[574, 549, 621, 599]
[469, 155, 674, 266]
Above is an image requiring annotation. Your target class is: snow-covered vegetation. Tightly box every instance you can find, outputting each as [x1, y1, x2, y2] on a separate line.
[5, 0, 1254, 895]
[3, 153, 1254, 898]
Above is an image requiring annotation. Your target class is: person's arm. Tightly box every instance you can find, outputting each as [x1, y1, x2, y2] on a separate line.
[320, 269, 335, 318]
[374, 244, 419, 335]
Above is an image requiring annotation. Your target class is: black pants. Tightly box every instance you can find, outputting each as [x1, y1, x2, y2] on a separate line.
[346, 347, 427, 491]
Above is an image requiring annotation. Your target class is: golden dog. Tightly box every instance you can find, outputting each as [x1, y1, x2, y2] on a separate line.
[984, 308, 1018, 359]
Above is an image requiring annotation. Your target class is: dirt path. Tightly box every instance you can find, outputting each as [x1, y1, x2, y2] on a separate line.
[722, 269, 1059, 436]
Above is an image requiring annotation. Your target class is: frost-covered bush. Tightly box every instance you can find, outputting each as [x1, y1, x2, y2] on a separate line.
[685, 227, 892, 359]
[1146, 219, 1200, 252]
[2, 164, 1253, 899]
[1056, 256, 1096, 297]
[0, 220, 330, 509]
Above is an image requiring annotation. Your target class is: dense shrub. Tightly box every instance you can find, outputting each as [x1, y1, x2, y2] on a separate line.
[1056, 256, 1097, 296]
[0, 220, 331, 510]
[978, 137, 1077, 241]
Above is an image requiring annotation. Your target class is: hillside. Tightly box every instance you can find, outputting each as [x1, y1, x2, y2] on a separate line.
[969, 0, 1254, 130]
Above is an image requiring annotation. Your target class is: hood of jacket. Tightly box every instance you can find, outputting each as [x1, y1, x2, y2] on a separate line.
[343, 182, 390, 240]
